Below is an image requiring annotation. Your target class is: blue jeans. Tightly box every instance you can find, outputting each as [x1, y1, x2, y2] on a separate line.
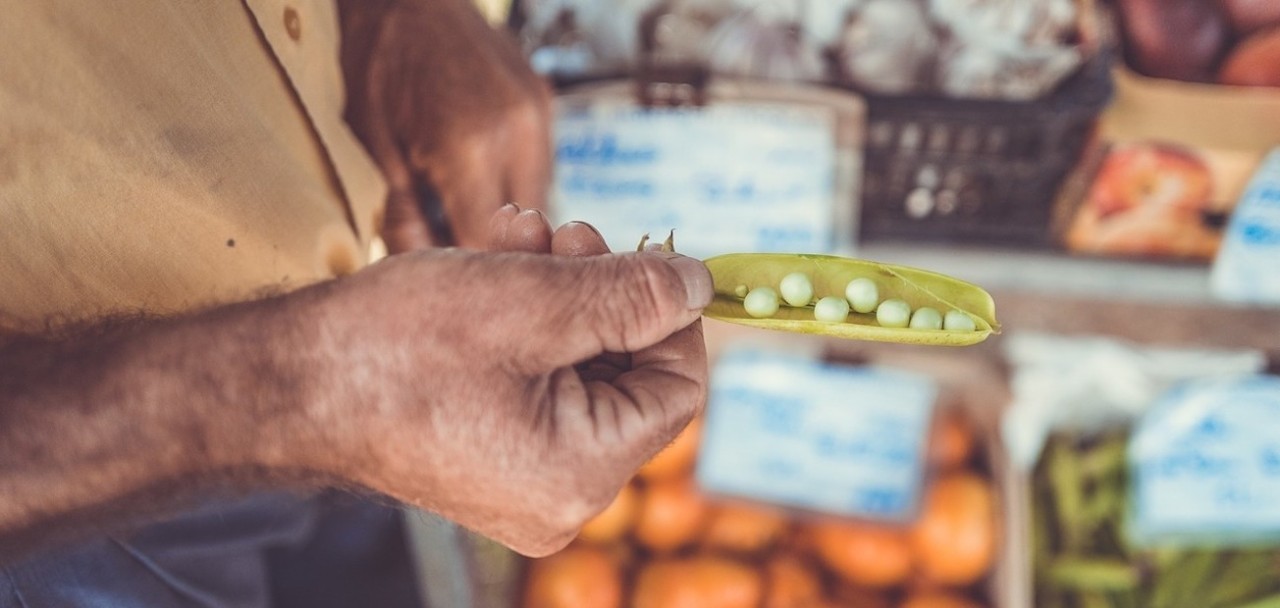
[0, 492, 422, 608]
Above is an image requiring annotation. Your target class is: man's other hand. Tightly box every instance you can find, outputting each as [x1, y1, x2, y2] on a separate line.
[338, 0, 553, 252]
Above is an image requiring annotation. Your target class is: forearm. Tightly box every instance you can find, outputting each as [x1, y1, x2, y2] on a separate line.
[0, 292, 331, 561]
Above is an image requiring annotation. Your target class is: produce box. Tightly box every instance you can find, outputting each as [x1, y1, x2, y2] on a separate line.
[999, 333, 1277, 608]
[510, 330, 1017, 608]
[1055, 1, 1280, 262]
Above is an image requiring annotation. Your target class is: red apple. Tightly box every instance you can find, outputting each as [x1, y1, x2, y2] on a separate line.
[1218, 0, 1280, 35]
[1219, 27, 1280, 88]
[1116, 0, 1229, 82]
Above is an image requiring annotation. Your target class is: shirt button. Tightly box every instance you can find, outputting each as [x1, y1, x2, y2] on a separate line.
[283, 6, 302, 41]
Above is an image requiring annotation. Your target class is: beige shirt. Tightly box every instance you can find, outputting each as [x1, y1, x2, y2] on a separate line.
[0, 0, 387, 334]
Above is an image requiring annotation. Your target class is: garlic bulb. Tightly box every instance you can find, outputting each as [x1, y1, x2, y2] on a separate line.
[832, 0, 938, 94]
[706, 12, 824, 82]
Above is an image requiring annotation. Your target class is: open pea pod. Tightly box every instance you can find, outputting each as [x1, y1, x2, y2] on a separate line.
[702, 253, 1000, 346]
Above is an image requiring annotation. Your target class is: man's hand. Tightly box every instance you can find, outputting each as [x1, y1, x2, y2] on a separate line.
[338, 0, 553, 252]
[0, 210, 711, 561]
[302, 211, 710, 555]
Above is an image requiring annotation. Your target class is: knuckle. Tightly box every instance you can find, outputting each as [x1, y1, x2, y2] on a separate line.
[535, 493, 599, 545]
[587, 257, 675, 351]
[520, 528, 578, 558]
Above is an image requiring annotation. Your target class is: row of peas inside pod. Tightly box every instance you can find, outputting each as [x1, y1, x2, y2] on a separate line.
[523, 407, 1003, 608]
[738, 273, 973, 333]
[701, 254, 999, 347]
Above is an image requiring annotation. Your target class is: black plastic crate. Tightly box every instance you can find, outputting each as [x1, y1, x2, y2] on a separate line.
[842, 50, 1115, 247]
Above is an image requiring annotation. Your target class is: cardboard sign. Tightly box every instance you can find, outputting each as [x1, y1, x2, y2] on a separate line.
[697, 348, 937, 522]
[1130, 375, 1280, 545]
[1212, 148, 1280, 305]
[551, 100, 838, 259]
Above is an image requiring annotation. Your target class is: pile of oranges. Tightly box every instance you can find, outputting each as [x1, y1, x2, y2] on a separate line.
[524, 408, 1000, 608]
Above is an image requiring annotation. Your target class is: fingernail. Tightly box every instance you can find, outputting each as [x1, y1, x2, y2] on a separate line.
[498, 202, 520, 214]
[566, 221, 603, 239]
[662, 253, 713, 310]
[518, 208, 552, 229]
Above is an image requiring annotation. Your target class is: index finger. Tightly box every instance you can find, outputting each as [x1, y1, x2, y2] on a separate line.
[584, 318, 708, 461]
[555, 221, 709, 444]
[552, 221, 610, 257]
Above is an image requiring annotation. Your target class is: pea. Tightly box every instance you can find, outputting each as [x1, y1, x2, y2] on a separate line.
[909, 306, 943, 330]
[944, 309, 977, 332]
[702, 253, 999, 346]
[876, 298, 912, 328]
[845, 278, 879, 313]
[779, 272, 814, 307]
[743, 287, 780, 318]
[814, 296, 850, 323]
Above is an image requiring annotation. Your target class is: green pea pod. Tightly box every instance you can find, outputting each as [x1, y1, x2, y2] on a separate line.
[1151, 551, 1220, 608]
[1045, 558, 1142, 591]
[1047, 441, 1089, 552]
[1080, 437, 1128, 480]
[1237, 593, 1280, 608]
[1078, 591, 1113, 608]
[1207, 552, 1279, 607]
[702, 253, 1000, 346]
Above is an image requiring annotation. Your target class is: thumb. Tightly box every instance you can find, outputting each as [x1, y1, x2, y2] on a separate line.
[524, 252, 713, 369]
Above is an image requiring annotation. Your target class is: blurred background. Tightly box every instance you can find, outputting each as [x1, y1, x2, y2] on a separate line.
[411, 1, 1280, 606]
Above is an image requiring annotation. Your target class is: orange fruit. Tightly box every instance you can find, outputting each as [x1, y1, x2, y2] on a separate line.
[702, 501, 790, 554]
[926, 408, 976, 470]
[900, 590, 983, 608]
[763, 554, 822, 608]
[910, 472, 998, 586]
[809, 520, 912, 588]
[638, 417, 702, 480]
[523, 545, 621, 608]
[578, 483, 639, 544]
[829, 582, 893, 608]
[634, 477, 709, 552]
[633, 555, 763, 608]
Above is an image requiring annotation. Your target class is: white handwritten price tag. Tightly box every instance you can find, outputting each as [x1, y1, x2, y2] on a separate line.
[551, 100, 838, 259]
[696, 348, 937, 522]
[1212, 148, 1280, 305]
[1130, 376, 1280, 546]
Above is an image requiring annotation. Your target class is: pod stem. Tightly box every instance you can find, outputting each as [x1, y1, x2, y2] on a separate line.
[635, 230, 676, 252]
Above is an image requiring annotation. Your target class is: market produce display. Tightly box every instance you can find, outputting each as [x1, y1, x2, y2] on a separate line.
[523, 407, 1002, 608]
[1032, 432, 1280, 608]
[521, 0, 1089, 100]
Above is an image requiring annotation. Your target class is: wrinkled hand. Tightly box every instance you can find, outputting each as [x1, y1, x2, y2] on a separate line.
[300, 209, 710, 556]
[338, 0, 553, 252]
